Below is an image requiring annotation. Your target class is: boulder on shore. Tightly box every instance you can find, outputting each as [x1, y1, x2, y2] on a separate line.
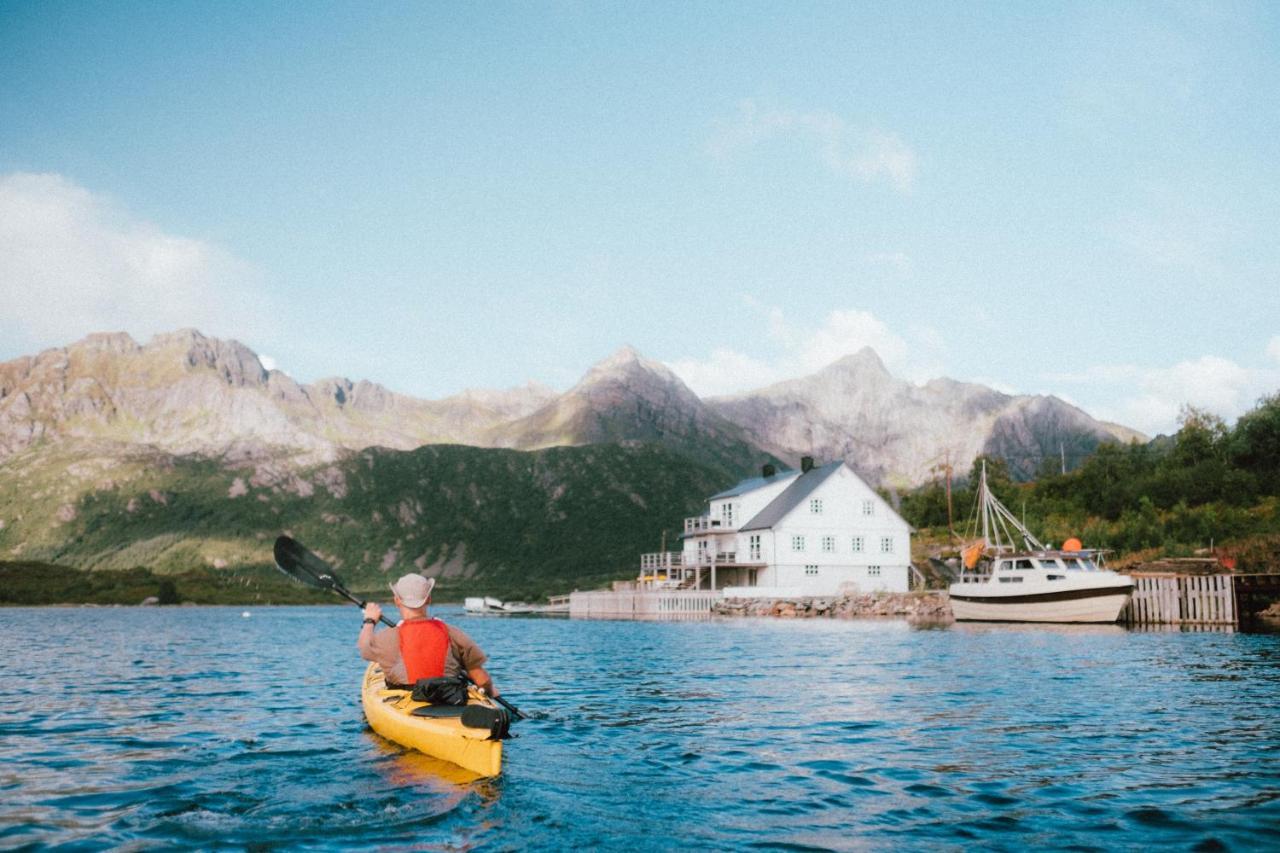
[713, 591, 952, 620]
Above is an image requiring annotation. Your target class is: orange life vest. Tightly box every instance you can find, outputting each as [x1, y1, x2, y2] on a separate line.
[397, 618, 451, 681]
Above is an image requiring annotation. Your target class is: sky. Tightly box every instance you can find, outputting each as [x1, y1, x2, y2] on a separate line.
[1, 1, 1278, 436]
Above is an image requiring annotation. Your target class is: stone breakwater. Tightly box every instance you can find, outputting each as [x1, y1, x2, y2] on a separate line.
[713, 591, 952, 619]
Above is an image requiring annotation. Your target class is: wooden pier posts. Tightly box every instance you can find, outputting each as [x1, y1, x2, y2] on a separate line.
[1122, 573, 1236, 626]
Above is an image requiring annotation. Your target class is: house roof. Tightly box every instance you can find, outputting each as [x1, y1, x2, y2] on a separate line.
[709, 469, 800, 500]
[740, 461, 844, 531]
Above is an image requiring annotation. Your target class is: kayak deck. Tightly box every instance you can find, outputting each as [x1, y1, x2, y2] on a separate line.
[360, 663, 504, 777]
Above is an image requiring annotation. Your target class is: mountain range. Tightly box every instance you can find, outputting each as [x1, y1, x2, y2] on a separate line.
[0, 329, 1140, 485]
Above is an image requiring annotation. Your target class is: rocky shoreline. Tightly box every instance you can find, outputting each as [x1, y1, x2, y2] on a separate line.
[713, 591, 952, 620]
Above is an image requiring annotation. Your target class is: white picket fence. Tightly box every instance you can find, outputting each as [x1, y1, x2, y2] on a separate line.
[568, 590, 722, 620]
[1122, 573, 1236, 626]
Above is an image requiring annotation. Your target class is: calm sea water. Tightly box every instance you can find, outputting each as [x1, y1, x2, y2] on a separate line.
[1, 606, 1277, 851]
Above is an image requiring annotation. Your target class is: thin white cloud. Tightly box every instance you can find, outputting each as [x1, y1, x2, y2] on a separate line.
[708, 100, 917, 193]
[1050, 349, 1280, 436]
[0, 172, 272, 353]
[667, 304, 944, 397]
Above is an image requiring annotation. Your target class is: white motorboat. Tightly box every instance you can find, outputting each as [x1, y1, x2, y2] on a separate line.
[948, 464, 1133, 623]
[463, 596, 506, 614]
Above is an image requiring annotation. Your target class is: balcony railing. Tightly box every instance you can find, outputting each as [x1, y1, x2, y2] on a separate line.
[684, 515, 736, 534]
[640, 551, 684, 571]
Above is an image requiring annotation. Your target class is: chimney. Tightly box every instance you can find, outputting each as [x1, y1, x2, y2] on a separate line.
[762, 463, 776, 478]
[801, 456, 814, 473]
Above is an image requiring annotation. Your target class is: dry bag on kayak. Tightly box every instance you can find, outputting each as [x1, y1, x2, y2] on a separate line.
[411, 675, 469, 706]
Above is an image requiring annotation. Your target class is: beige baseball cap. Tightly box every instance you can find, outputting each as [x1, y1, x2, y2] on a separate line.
[389, 573, 435, 608]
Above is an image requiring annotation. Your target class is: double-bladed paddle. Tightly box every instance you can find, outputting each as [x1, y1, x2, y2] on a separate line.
[272, 535, 527, 720]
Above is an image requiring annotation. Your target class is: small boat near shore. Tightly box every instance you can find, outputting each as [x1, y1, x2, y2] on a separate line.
[948, 464, 1133, 623]
[464, 595, 570, 616]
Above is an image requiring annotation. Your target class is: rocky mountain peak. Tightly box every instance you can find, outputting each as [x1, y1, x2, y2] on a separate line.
[72, 331, 140, 355]
[827, 346, 890, 377]
[146, 328, 268, 388]
[576, 345, 685, 393]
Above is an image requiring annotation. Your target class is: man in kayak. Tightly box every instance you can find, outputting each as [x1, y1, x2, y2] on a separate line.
[357, 572, 500, 699]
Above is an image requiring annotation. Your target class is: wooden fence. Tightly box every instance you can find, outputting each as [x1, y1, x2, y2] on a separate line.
[568, 590, 722, 620]
[1121, 573, 1236, 626]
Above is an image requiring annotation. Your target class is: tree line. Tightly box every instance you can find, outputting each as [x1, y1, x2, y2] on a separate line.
[901, 393, 1280, 565]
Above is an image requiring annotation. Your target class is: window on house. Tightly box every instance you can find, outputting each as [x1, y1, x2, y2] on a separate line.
[809, 498, 823, 514]
[821, 535, 835, 553]
[862, 500, 874, 516]
[722, 503, 734, 526]
[852, 536, 864, 552]
[867, 565, 881, 577]
[749, 534, 761, 561]
[805, 564, 818, 576]
[791, 535, 806, 552]
[880, 536, 894, 553]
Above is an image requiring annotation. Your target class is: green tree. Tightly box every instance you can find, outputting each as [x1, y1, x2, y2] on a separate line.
[1232, 392, 1280, 495]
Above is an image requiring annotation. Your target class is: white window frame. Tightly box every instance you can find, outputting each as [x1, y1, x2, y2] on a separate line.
[804, 564, 819, 576]
[748, 534, 761, 561]
[862, 499, 875, 517]
[867, 565, 882, 577]
[821, 535, 835, 553]
[852, 536, 864, 553]
[881, 536, 894, 553]
[791, 535, 806, 552]
[809, 498, 823, 514]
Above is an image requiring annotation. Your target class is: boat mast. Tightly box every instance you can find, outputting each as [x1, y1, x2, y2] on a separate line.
[977, 461, 1046, 552]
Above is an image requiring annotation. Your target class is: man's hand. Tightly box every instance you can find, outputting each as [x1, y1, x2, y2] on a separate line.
[363, 602, 382, 623]
[468, 666, 498, 698]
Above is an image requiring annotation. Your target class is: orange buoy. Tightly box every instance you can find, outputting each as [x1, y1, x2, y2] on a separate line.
[1062, 537, 1083, 552]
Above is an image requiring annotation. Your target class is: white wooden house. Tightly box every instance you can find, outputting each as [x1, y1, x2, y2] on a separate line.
[638, 458, 912, 596]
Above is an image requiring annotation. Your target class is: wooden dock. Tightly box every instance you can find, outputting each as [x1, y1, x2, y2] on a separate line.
[568, 589, 721, 620]
[1122, 573, 1236, 626]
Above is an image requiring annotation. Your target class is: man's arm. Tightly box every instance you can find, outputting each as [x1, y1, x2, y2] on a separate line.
[446, 624, 498, 696]
[468, 666, 499, 697]
[357, 602, 382, 659]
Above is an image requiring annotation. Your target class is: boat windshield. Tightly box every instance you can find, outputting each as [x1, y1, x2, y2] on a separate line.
[1037, 557, 1063, 570]
[1063, 557, 1097, 571]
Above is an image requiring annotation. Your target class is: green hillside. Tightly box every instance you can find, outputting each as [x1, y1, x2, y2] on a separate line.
[0, 441, 737, 602]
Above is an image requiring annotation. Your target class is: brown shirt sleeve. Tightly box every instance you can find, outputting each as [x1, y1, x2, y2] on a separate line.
[446, 623, 488, 671]
[358, 625, 409, 685]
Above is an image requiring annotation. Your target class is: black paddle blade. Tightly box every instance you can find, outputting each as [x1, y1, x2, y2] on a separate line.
[273, 535, 340, 591]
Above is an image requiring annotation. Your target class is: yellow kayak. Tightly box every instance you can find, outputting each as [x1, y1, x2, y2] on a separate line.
[360, 663, 505, 777]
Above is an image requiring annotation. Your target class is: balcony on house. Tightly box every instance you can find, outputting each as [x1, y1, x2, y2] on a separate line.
[638, 547, 764, 592]
[684, 515, 737, 535]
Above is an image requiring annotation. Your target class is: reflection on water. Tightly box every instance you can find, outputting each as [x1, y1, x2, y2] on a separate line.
[1, 605, 1278, 849]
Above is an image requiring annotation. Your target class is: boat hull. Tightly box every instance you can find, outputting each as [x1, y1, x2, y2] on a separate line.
[949, 585, 1133, 623]
[360, 663, 503, 777]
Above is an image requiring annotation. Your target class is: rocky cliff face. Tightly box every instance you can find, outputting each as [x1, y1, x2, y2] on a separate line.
[489, 346, 772, 474]
[707, 348, 1136, 486]
[0, 330, 549, 462]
